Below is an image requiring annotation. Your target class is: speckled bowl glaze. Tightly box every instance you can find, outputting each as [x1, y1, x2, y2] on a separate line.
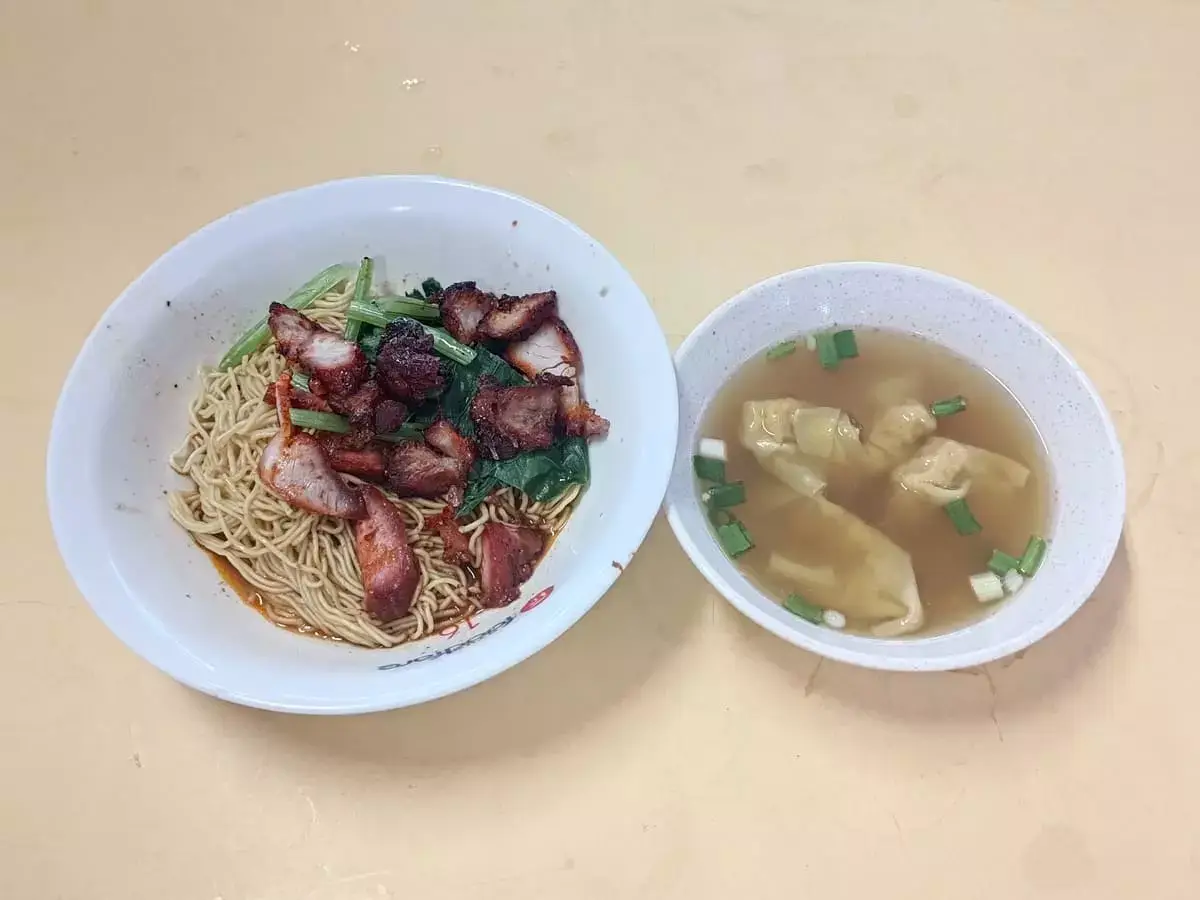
[665, 262, 1125, 671]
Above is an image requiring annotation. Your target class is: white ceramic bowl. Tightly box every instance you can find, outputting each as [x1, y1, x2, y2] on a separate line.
[47, 176, 677, 713]
[665, 262, 1124, 671]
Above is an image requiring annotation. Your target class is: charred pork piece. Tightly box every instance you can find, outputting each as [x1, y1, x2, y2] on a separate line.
[267, 304, 368, 395]
[478, 290, 557, 341]
[505, 318, 610, 439]
[469, 377, 559, 460]
[479, 522, 545, 607]
[439, 282, 497, 344]
[258, 371, 366, 519]
[384, 420, 475, 504]
[262, 382, 332, 413]
[374, 318, 446, 402]
[354, 484, 420, 622]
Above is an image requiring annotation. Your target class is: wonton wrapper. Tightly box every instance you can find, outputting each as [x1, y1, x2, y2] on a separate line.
[741, 397, 936, 487]
[892, 437, 1030, 505]
[740, 399, 859, 496]
[763, 495, 925, 636]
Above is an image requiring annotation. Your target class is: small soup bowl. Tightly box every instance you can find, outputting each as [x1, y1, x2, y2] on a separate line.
[664, 262, 1125, 671]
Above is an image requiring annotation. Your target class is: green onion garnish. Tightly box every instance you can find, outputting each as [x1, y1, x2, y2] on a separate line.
[290, 372, 310, 391]
[344, 257, 373, 343]
[708, 507, 735, 527]
[832, 329, 858, 359]
[930, 395, 968, 417]
[943, 497, 981, 535]
[987, 550, 1021, 577]
[784, 593, 824, 624]
[693, 455, 726, 483]
[815, 332, 840, 370]
[1017, 536, 1048, 576]
[766, 340, 797, 360]
[703, 481, 746, 509]
[219, 263, 355, 370]
[716, 521, 754, 557]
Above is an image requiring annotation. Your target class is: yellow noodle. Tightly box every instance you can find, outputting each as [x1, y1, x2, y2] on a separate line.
[167, 284, 577, 648]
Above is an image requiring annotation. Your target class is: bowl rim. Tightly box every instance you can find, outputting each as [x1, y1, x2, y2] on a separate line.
[46, 174, 679, 713]
[665, 260, 1126, 671]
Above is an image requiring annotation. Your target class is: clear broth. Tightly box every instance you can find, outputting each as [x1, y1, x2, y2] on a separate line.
[700, 329, 1049, 636]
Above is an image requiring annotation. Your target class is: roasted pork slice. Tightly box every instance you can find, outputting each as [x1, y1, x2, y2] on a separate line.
[505, 318, 609, 439]
[329, 380, 383, 430]
[374, 399, 408, 434]
[324, 445, 387, 482]
[258, 372, 366, 519]
[384, 421, 474, 502]
[479, 291, 557, 341]
[263, 383, 331, 412]
[267, 303, 368, 395]
[425, 419, 476, 469]
[470, 378, 559, 460]
[427, 507, 472, 565]
[375, 318, 446, 402]
[354, 485, 420, 622]
[479, 522, 545, 607]
[439, 282, 497, 344]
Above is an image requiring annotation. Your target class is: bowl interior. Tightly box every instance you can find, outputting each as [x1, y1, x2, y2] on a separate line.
[48, 176, 677, 712]
[665, 262, 1124, 671]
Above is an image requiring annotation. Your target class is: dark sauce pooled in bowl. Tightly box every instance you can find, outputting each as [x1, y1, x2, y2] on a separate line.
[697, 328, 1049, 637]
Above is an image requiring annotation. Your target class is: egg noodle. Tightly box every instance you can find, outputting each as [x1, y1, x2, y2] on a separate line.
[168, 285, 578, 648]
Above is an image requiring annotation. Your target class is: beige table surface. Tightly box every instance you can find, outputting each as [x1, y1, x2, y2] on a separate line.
[4, 1, 1199, 897]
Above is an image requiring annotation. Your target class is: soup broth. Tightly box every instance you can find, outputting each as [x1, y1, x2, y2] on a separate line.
[699, 328, 1049, 636]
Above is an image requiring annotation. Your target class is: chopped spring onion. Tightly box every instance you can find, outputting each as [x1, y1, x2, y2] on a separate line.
[716, 520, 754, 557]
[815, 332, 840, 370]
[344, 257, 374, 342]
[1017, 535, 1048, 576]
[766, 340, 797, 360]
[703, 481, 746, 508]
[218, 263, 356, 370]
[930, 395, 968, 418]
[287, 408, 424, 442]
[943, 497, 982, 535]
[804, 334, 817, 351]
[987, 549, 1021, 577]
[832, 329, 859, 359]
[821, 608, 847, 630]
[783, 593, 824, 624]
[1002, 569, 1025, 595]
[698, 438, 727, 462]
[373, 295, 441, 322]
[970, 571, 1005, 603]
[290, 372, 310, 391]
[708, 507, 735, 527]
[693, 454, 726, 483]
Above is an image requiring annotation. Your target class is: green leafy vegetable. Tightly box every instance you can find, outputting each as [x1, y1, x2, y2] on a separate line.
[458, 438, 590, 516]
[219, 263, 355, 369]
[421, 277, 444, 299]
[344, 257, 373, 342]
